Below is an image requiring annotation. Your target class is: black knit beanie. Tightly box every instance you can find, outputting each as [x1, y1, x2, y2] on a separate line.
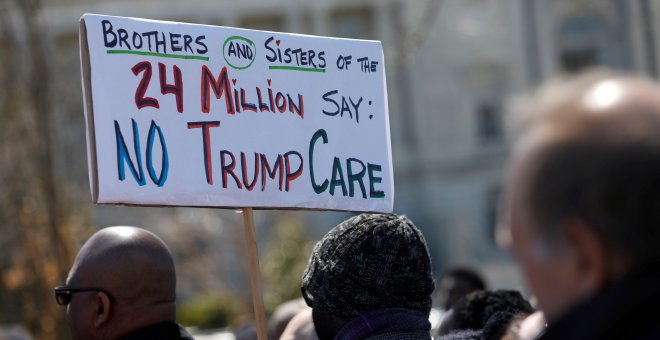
[301, 213, 435, 321]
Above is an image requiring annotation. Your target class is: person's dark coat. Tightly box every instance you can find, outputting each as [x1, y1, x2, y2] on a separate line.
[336, 308, 431, 340]
[119, 322, 194, 340]
[541, 265, 660, 340]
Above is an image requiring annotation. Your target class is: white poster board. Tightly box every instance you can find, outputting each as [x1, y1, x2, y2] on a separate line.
[80, 14, 393, 212]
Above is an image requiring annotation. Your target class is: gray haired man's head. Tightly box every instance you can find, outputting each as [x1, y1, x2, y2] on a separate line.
[502, 69, 660, 321]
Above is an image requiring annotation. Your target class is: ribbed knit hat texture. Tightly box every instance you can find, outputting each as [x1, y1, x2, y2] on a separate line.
[301, 213, 435, 321]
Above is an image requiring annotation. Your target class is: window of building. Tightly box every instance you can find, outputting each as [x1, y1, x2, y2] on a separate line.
[476, 101, 502, 143]
[204, 19, 224, 27]
[556, 2, 632, 73]
[330, 7, 374, 39]
[485, 186, 501, 245]
[560, 47, 598, 72]
[299, 11, 314, 35]
[239, 15, 284, 31]
[557, 14, 604, 72]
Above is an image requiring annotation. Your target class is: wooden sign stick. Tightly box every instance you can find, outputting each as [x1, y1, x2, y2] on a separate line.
[241, 208, 268, 340]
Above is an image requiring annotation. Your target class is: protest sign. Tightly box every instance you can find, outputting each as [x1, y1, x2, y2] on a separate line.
[80, 14, 393, 213]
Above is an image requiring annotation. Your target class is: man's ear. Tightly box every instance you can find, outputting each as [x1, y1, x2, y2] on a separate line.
[562, 219, 610, 294]
[93, 291, 111, 327]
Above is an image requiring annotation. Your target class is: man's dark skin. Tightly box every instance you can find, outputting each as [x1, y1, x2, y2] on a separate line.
[64, 226, 180, 339]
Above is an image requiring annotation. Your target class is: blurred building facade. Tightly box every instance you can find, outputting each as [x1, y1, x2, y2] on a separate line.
[3, 0, 660, 298]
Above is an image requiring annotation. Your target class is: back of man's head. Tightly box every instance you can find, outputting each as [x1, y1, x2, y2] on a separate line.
[504, 69, 660, 320]
[267, 298, 308, 339]
[438, 267, 486, 310]
[63, 226, 177, 339]
[438, 290, 534, 335]
[301, 213, 435, 338]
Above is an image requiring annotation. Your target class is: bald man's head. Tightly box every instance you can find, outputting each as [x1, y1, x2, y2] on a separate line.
[63, 226, 177, 339]
[503, 70, 660, 320]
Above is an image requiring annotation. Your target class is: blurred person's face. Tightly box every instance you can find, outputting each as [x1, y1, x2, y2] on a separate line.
[438, 277, 477, 310]
[501, 131, 589, 322]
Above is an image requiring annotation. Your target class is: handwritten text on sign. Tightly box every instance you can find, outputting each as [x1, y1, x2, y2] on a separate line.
[80, 14, 393, 212]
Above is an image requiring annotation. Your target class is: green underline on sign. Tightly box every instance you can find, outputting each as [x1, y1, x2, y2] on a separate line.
[106, 50, 209, 61]
[268, 65, 326, 73]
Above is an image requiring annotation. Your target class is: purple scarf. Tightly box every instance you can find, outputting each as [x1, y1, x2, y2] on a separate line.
[336, 308, 431, 340]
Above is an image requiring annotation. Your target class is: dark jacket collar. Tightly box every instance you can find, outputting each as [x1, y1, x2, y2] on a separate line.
[336, 308, 431, 340]
[119, 322, 194, 340]
[541, 265, 660, 340]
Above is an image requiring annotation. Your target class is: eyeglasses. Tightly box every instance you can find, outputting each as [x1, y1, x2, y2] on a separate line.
[54, 286, 114, 306]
